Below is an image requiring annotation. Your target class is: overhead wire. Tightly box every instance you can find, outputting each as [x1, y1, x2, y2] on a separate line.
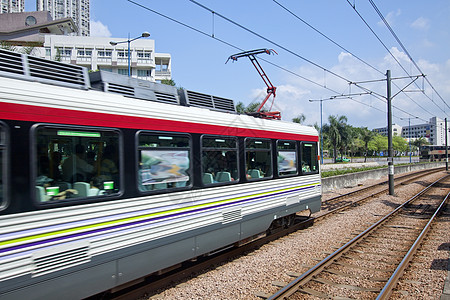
[347, 0, 448, 117]
[272, 0, 385, 76]
[187, 0, 431, 120]
[274, 0, 437, 119]
[187, 0, 357, 85]
[128, 0, 428, 122]
[127, 0, 390, 116]
[368, 0, 450, 113]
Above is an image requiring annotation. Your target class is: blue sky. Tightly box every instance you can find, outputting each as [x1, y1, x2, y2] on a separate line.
[26, 1, 450, 129]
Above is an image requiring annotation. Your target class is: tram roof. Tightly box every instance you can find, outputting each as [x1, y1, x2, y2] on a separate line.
[0, 49, 318, 140]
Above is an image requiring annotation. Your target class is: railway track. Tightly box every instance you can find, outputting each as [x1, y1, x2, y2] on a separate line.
[89, 168, 444, 300]
[101, 217, 315, 300]
[319, 167, 444, 218]
[266, 174, 450, 299]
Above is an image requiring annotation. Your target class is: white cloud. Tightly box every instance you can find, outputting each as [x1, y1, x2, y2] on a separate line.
[382, 47, 411, 68]
[378, 9, 401, 27]
[338, 52, 352, 63]
[410, 17, 430, 30]
[90, 20, 112, 37]
[273, 48, 450, 129]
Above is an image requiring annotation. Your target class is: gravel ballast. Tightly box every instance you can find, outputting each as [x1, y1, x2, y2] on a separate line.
[147, 171, 449, 300]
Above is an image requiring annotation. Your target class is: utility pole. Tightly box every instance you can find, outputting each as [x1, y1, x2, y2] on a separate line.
[343, 71, 423, 196]
[386, 70, 394, 195]
[446, 117, 448, 171]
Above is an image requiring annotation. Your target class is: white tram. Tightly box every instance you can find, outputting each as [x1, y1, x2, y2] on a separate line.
[0, 49, 321, 299]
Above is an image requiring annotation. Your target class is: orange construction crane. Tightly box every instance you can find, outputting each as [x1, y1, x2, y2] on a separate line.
[226, 49, 281, 120]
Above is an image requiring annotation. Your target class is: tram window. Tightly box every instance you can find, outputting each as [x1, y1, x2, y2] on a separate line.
[301, 142, 319, 174]
[138, 133, 191, 191]
[277, 140, 297, 176]
[201, 136, 238, 184]
[0, 125, 5, 207]
[34, 127, 120, 203]
[245, 138, 272, 180]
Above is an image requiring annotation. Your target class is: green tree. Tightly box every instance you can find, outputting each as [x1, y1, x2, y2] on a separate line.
[322, 115, 348, 162]
[54, 48, 62, 62]
[160, 78, 176, 86]
[412, 137, 429, 150]
[357, 127, 375, 162]
[0, 41, 17, 52]
[368, 134, 388, 154]
[292, 114, 306, 124]
[236, 102, 246, 114]
[393, 135, 408, 154]
[346, 125, 361, 161]
[235, 101, 261, 114]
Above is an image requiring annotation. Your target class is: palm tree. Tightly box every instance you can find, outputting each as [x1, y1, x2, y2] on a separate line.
[292, 114, 306, 124]
[359, 127, 374, 162]
[412, 137, 429, 150]
[235, 101, 261, 114]
[323, 115, 348, 162]
[160, 79, 176, 86]
[0, 41, 17, 52]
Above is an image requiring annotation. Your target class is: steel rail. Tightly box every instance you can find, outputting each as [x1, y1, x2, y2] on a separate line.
[267, 174, 449, 299]
[323, 167, 443, 205]
[318, 168, 444, 220]
[377, 191, 450, 299]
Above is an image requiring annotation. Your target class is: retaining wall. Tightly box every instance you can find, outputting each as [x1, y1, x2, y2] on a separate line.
[321, 162, 446, 193]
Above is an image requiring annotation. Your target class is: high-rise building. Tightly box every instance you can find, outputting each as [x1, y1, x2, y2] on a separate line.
[37, 0, 89, 36]
[1, 0, 24, 13]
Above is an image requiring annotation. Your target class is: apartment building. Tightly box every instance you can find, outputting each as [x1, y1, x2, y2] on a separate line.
[37, 0, 89, 36]
[0, 0, 24, 14]
[41, 35, 171, 82]
[373, 117, 450, 146]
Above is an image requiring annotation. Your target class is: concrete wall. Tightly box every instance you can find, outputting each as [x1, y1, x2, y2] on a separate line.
[322, 162, 446, 193]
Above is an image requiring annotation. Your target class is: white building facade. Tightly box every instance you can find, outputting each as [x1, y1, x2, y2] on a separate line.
[37, 0, 89, 36]
[373, 124, 403, 137]
[1, 0, 24, 13]
[401, 117, 450, 146]
[39, 35, 171, 82]
[373, 117, 450, 146]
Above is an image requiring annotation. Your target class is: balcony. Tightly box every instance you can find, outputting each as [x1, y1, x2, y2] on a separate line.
[97, 57, 112, 64]
[155, 70, 171, 77]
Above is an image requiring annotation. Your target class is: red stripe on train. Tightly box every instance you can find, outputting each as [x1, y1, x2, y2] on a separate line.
[0, 102, 318, 141]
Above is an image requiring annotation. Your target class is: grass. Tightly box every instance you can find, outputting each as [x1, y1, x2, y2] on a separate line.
[320, 161, 430, 178]
[321, 166, 386, 178]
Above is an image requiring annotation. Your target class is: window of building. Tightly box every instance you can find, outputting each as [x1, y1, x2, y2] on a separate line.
[118, 69, 128, 75]
[98, 50, 112, 58]
[117, 50, 129, 58]
[137, 50, 152, 59]
[301, 142, 319, 174]
[34, 126, 121, 203]
[99, 67, 112, 72]
[138, 132, 191, 191]
[277, 140, 297, 176]
[137, 69, 152, 78]
[56, 47, 72, 58]
[156, 64, 169, 71]
[77, 48, 92, 57]
[245, 138, 272, 180]
[202, 136, 238, 184]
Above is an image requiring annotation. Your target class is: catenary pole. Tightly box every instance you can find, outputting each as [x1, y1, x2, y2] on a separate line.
[387, 70, 394, 195]
[446, 118, 448, 171]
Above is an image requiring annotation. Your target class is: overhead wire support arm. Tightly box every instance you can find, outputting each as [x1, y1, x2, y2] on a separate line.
[226, 49, 281, 119]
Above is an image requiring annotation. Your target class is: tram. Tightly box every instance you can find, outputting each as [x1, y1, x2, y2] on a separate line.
[419, 145, 450, 161]
[0, 49, 321, 299]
